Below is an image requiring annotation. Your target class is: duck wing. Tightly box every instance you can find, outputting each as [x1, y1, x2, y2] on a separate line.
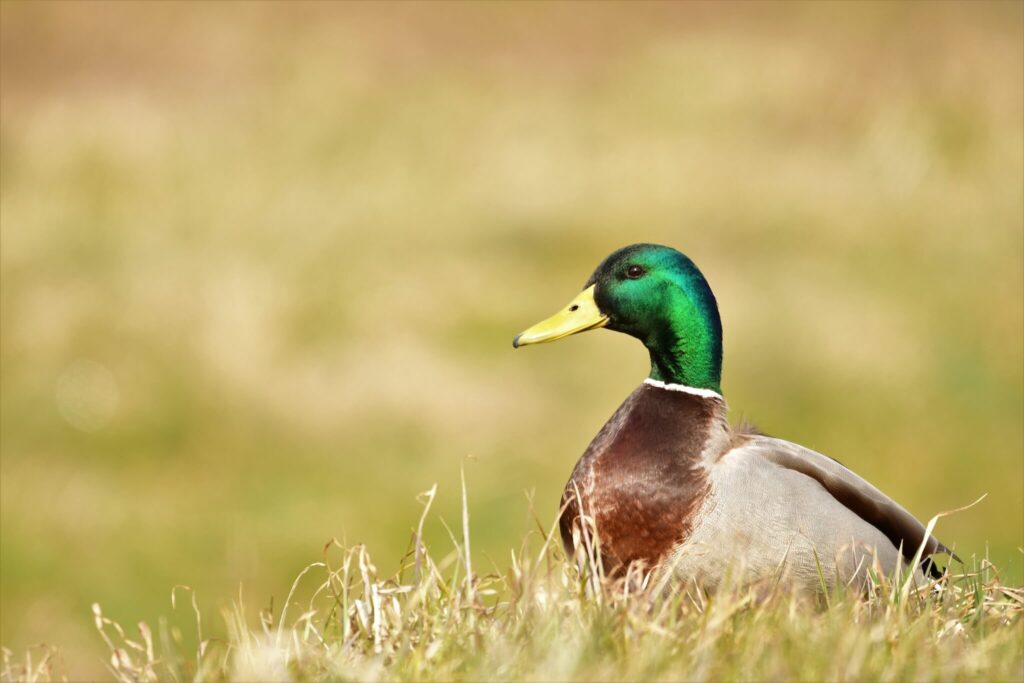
[736, 435, 956, 577]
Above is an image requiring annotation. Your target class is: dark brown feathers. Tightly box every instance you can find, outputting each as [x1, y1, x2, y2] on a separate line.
[559, 384, 719, 574]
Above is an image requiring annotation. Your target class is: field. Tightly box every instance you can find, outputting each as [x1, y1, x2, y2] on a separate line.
[11, 492, 1024, 682]
[1, 2, 1022, 680]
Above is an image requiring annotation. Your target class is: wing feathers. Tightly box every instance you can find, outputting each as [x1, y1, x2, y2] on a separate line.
[744, 437, 953, 574]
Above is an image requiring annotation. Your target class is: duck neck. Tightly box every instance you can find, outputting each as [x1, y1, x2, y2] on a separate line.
[644, 306, 723, 394]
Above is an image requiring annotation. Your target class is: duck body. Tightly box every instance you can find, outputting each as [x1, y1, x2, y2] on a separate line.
[515, 243, 950, 592]
[561, 379, 932, 591]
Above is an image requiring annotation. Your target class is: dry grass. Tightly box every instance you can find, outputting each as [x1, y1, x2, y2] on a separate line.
[7, 482, 1021, 683]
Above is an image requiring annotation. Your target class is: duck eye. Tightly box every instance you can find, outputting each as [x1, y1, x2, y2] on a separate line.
[626, 265, 646, 279]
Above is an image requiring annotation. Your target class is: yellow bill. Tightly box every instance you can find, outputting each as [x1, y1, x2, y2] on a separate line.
[513, 284, 609, 348]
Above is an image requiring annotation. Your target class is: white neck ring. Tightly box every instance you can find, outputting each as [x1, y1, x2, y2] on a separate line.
[643, 378, 724, 401]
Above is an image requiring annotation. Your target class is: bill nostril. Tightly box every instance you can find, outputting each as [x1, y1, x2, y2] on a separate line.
[569, 304, 579, 312]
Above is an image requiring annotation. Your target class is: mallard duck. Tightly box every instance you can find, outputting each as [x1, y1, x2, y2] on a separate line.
[513, 243, 952, 592]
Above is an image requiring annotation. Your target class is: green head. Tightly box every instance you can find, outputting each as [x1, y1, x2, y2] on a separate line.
[513, 243, 723, 393]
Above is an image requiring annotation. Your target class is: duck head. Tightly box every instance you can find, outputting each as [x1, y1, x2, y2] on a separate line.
[513, 243, 723, 393]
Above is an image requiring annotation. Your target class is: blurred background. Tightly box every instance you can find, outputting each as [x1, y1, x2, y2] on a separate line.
[1, 1, 1021, 677]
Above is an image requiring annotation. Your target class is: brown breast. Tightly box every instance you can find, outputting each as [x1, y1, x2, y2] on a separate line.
[559, 383, 721, 574]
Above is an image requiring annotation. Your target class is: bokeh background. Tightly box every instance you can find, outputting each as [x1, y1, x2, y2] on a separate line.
[2, 1, 1022, 678]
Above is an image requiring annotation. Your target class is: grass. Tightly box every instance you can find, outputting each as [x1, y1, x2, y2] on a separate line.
[6, 481, 1022, 683]
[1, 2, 1022, 679]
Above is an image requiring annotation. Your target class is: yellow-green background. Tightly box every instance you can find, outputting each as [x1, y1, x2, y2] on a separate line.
[1, 2, 1021, 678]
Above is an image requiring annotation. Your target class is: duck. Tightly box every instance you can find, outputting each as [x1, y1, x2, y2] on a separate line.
[513, 243, 952, 593]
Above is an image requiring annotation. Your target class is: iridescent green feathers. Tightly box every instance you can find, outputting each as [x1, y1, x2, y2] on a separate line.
[584, 244, 723, 392]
